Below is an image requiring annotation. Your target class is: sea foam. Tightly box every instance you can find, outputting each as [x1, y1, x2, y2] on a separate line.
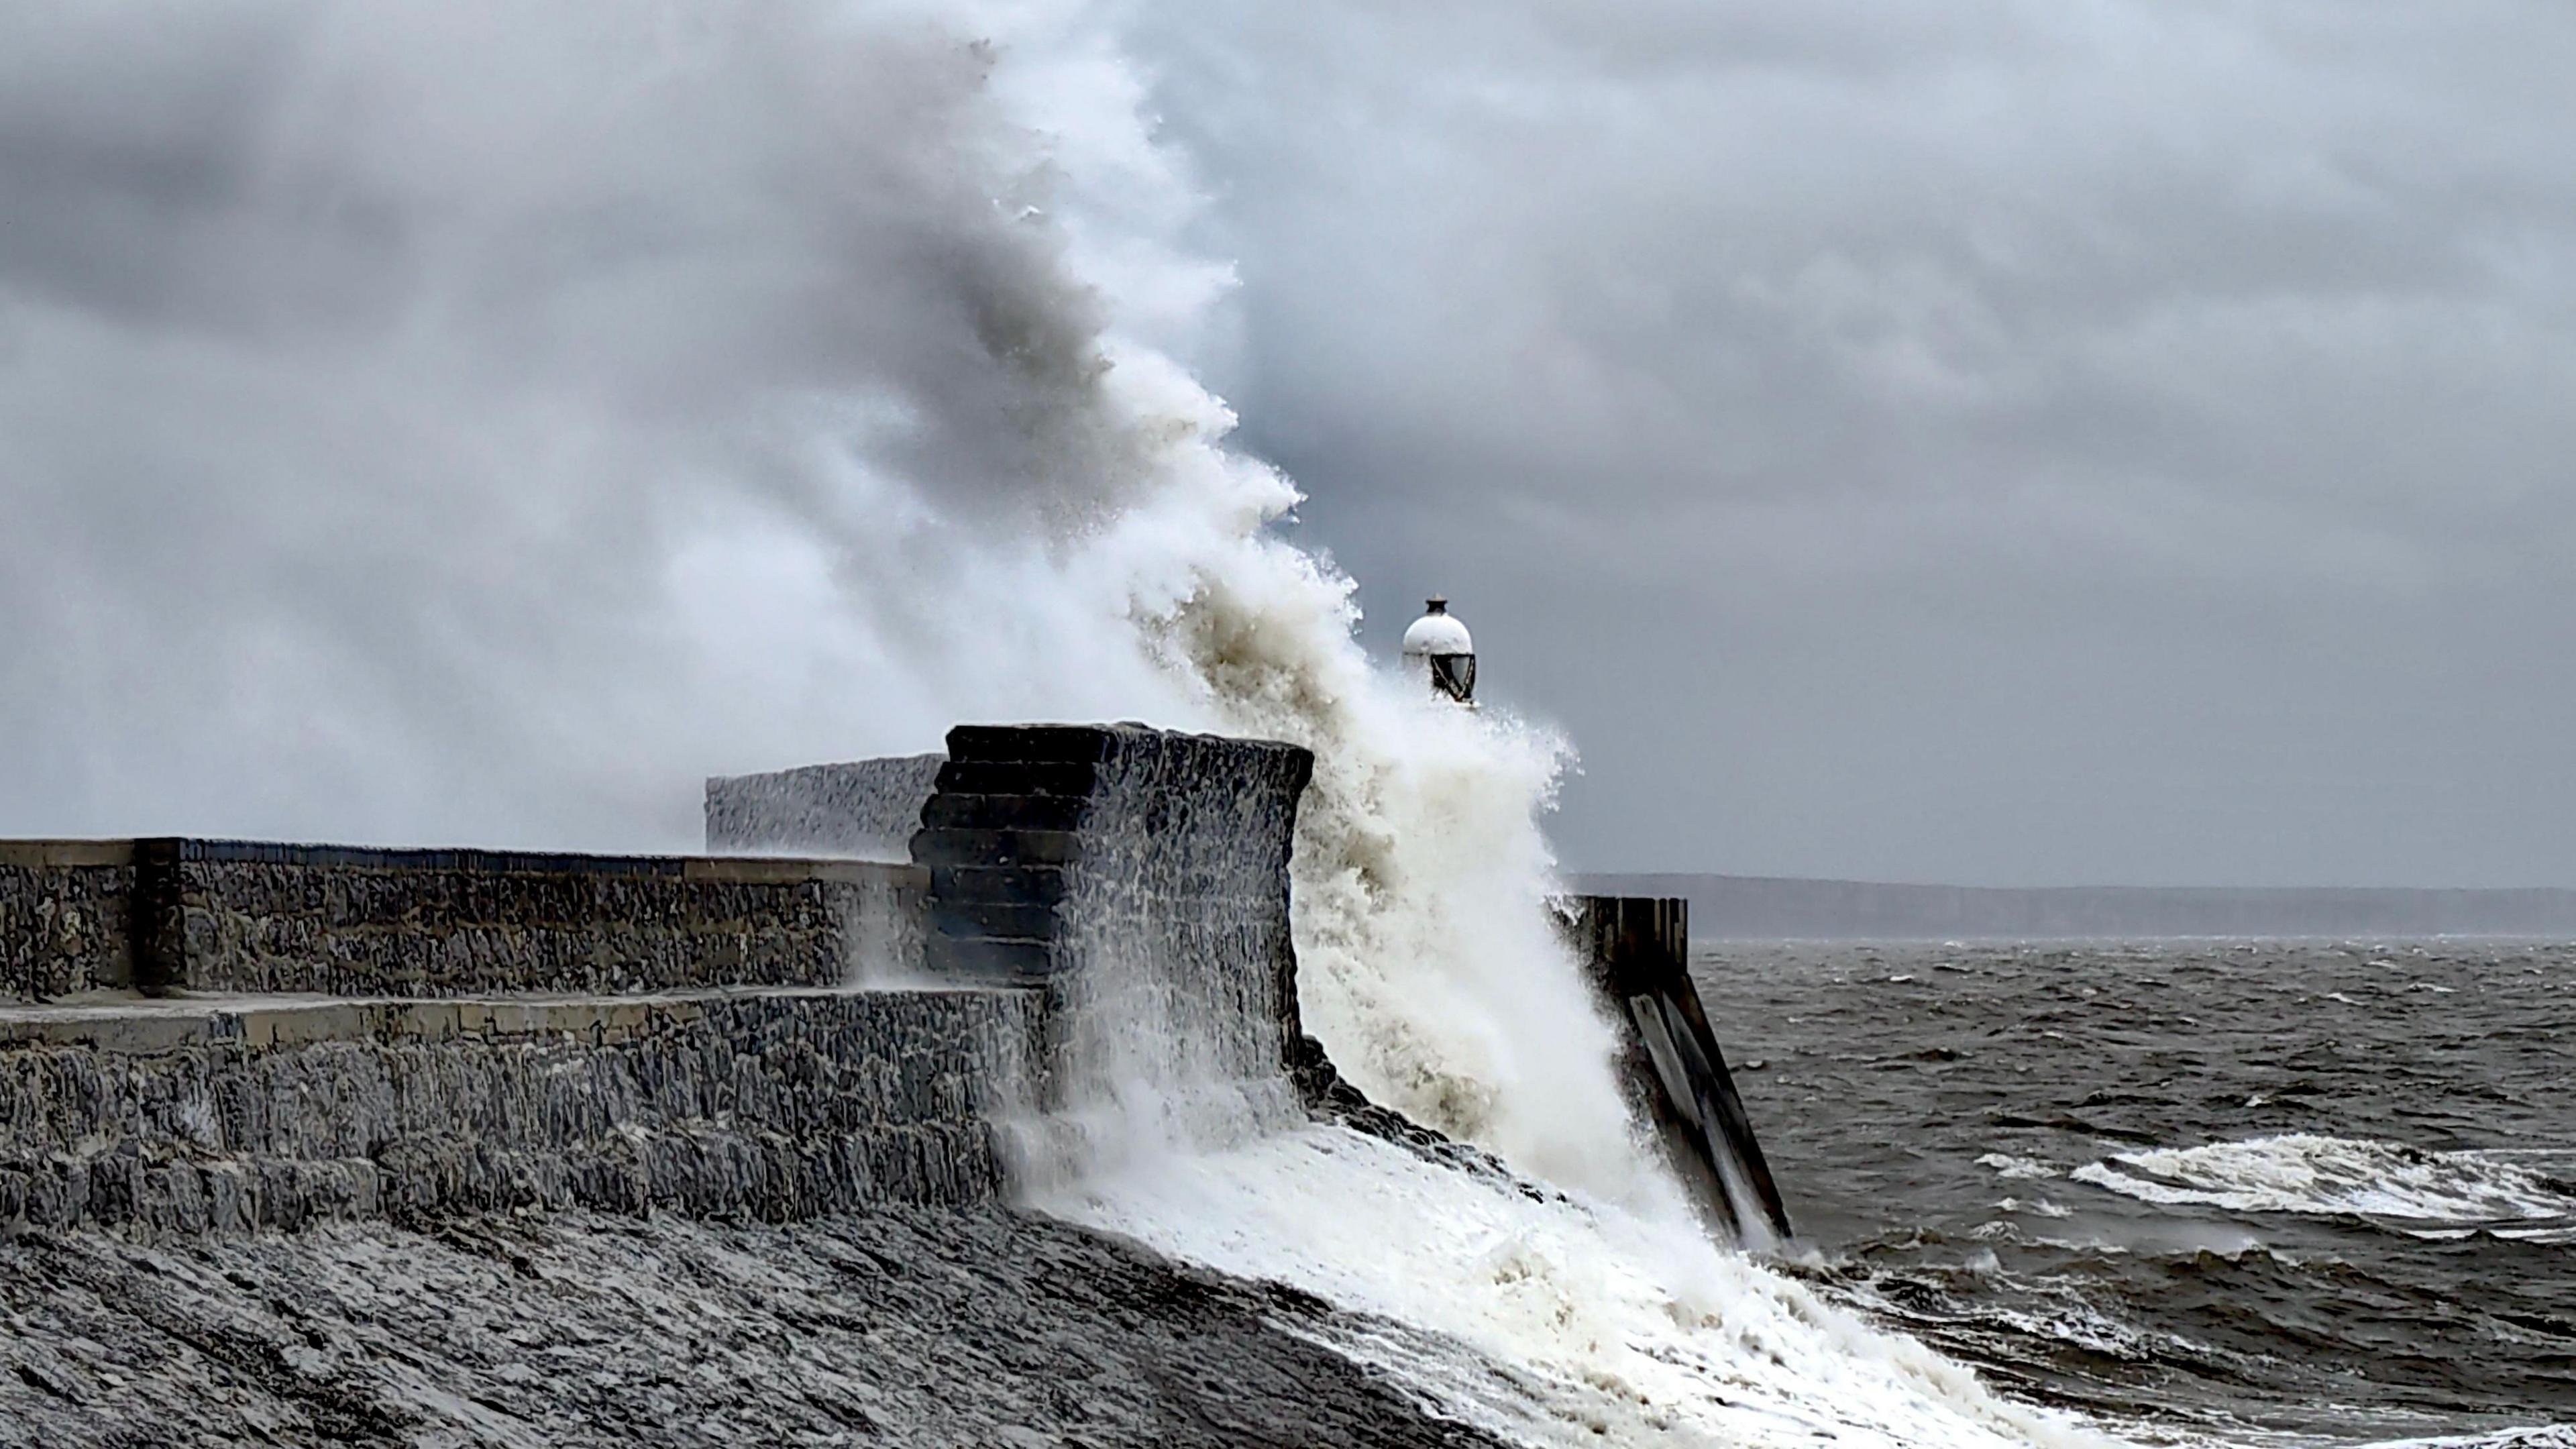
[2074, 1134, 2576, 1225]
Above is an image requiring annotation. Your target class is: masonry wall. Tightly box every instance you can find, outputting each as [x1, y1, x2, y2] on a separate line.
[913, 725, 1309, 1001]
[0, 843, 136, 999]
[705, 753, 947, 860]
[710, 727, 1319, 1120]
[1, 841, 927, 1002]
[0, 988, 1039, 1234]
[1, 724, 1323, 1237]
[710, 727, 1314, 1004]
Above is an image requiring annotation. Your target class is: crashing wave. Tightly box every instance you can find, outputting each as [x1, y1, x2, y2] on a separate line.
[2073, 1134, 2576, 1225]
[2359, 1427, 2576, 1448]
[1045, 1124, 2123, 1449]
[1977, 1152, 2063, 1181]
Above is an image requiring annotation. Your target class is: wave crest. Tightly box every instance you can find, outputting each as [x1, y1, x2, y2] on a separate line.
[2074, 1134, 2576, 1226]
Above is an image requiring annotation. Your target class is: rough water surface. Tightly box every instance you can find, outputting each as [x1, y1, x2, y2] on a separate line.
[1697, 941, 2576, 1447]
[0, 1208, 1505, 1449]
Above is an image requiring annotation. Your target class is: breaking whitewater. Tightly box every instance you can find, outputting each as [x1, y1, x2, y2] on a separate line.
[1704, 941, 2576, 1449]
[1026, 937, 2576, 1449]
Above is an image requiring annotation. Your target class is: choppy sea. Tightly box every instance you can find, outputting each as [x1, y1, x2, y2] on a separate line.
[1695, 941, 2576, 1448]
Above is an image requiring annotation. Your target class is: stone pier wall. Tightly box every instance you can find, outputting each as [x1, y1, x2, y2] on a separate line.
[708, 726, 1316, 1042]
[0, 843, 136, 999]
[1, 841, 926, 1002]
[0, 988, 1039, 1234]
[912, 725, 1311, 1002]
[705, 753, 947, 860]
[2, 722, 1323, 1237]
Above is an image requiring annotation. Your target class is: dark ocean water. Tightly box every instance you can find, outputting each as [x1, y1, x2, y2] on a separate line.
[1692, 941, 2576, 1448]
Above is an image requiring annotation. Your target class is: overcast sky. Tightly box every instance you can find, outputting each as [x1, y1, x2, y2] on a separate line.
[1134, 1, 2576, 888]
[4, 3, 2573, 889]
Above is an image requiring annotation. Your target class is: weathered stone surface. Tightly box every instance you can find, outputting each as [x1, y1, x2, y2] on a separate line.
[2, 841, 929, 1000]
[928, 898, 1063, 942]
[919, 791, 1091, 832]
[910, 826, 1089, 869]
[930, 863, 1073, 906]
[0, 845, 135, 999]
[704, 753, 946, 859]
[0, 1208, 1512, 1449]
[910, 726, 1309, 1000]
[727, 725, 1317, 1099]
[989, 729, 1319, 1160]
[922, 934, 1058, 986]
[170, 844, 926, 997]
[946, 723, 1142, 763]
[0, 987, 1038, 1233]
[936, 757, 1099, 796]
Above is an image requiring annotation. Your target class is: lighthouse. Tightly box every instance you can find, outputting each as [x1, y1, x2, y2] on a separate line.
[1401, 596, 1476, 705]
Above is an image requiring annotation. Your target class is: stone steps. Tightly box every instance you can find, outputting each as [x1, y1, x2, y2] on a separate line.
[906, 727, 1311, 1010]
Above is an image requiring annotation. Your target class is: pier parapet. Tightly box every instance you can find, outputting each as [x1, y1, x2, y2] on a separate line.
[5, 839, 923, 1000]
[0, 723, 1321, 1236]
[0, 987, 1036, 1234]
[705, 753, 946, 861]
[0, 841, 135, 1000]
[3, 731, 1786, 1252]
[912, 724, 1309, 1001]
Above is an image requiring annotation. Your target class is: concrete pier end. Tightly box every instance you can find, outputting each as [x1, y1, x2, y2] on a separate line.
[1558, 894, 1793, 1245]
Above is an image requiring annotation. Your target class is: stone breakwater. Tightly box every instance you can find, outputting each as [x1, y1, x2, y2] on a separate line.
[705, 752, 947, 862]
[0, 721, 1764, 1448]
[0, 724, 1321, 1236]
[0, 988, 1039, 1236]
[1, 839, 926, 1001]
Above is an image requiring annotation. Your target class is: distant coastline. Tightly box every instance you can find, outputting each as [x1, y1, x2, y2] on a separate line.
[1572, 873, 2576, 941]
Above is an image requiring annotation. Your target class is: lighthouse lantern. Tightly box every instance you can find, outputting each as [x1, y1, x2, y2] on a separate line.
[1400, 596, 1477, 704]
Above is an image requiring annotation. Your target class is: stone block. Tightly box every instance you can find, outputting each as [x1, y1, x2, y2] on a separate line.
[927, 901, 1061, 941]
[918, 793, 1091, 833]
[934, 759, 1099, 797]
[928, 865, 1073, 906]
[908, 828, 1086, 869]
[945, 724, 1134, 764]
[922, 936, 1058, 985]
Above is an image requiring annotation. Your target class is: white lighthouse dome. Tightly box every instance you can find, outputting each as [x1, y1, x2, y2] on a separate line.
[1401, 596, 1473, 657]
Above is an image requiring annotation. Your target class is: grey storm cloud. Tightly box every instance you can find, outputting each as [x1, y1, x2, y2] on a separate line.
[5, 0, 2573, 888]
[1133, 1, 2576, 887]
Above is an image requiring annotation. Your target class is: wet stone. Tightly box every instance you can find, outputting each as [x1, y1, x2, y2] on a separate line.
[0, 1208, 1514, 1449]
[0, 990, 1043, 1233]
